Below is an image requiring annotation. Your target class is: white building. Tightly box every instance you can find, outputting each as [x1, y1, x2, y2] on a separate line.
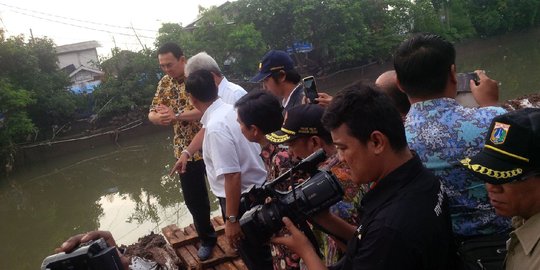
[56, 41, 104, 93]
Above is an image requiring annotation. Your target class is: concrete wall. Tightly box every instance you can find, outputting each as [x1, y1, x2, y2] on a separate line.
[58, 49, 99, 69]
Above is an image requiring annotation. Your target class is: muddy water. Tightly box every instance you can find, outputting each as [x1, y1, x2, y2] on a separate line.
[0, 129, 221, 269]
[2, 29, 540, 270]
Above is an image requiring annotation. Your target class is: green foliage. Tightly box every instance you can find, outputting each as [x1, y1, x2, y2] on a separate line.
[226, 23, 266, 77]
[155, 23, 195, 57]
[469, 0, 540, 36]
[94, 50, 159, 119]
[0, 79, 36, 172]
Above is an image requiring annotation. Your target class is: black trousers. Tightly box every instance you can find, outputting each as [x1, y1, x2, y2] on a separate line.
[218, 197, 273, 270]
[179, 159, 216, 246]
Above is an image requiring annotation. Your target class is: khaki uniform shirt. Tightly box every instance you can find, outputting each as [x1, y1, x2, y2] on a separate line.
[149, 75, 202, 160]
[505, 213, 540, 270]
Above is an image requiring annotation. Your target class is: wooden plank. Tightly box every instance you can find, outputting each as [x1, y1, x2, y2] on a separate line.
[162, 225, 198, 269]
[162, 215, 247, 270]
[231, 258, 247, 270]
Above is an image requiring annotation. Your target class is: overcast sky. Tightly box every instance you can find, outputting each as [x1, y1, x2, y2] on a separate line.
[0, 0, 230, 57]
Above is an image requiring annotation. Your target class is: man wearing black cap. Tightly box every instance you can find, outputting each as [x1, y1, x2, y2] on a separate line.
[267, 104, 364, 266]
[462, 108, 540, 270]
[251, 50, 304, 111]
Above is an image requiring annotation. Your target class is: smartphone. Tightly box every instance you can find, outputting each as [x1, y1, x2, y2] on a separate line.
[456, 72, 480, 93]
[302, 76, 319, 104]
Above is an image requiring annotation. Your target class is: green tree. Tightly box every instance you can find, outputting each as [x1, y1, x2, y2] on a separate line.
[0, 36, 74, 136]
[0, 79, 35, 174]
[225, 23, 266, 77]
[155, 23, 195, 56]
[93, 50, 159, 120]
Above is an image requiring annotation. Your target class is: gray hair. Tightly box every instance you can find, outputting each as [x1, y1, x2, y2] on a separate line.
[185, 52, 222, 77]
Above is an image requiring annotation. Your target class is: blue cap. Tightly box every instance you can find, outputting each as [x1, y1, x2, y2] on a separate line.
[250, 50, 295, 83]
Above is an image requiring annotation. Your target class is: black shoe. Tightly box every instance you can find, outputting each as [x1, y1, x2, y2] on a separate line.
[197, 244, 214, 261]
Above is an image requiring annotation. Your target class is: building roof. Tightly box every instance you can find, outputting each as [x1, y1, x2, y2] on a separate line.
[56, 41, 101, 54]
[69, 66, 104, 78]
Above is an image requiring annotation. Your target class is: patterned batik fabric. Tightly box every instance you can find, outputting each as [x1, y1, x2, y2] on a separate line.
[405, 98, 510, 237]
[260, 144, 302, 270]
[149, 75, 202, 160]
[316, 154, 366, 266]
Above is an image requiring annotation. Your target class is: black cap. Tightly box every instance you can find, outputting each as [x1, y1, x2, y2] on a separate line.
[250, 50, 294, 83]
[266, 104, 330, 144]
[461, 108, 540, 184]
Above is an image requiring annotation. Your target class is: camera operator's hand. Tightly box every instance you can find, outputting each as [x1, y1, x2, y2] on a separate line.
[225, 221, 244, 250]
[470, 70, 499, 107]
[55, 231, 130, 269]
[272, 217, 327, 269]
[55, 231, 116, 253]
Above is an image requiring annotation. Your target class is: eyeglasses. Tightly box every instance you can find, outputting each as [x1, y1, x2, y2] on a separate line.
[159, 61, 177, 70]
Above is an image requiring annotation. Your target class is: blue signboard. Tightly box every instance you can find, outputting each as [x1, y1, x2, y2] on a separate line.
[287, 41, 313, 54]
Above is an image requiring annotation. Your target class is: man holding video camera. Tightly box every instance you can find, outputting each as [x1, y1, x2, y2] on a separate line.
[272, 83, 456, 269]
[266, 104, 364, 266]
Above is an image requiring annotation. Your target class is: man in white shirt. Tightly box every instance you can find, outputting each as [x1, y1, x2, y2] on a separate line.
[170, 52, 248, 176]
[185, 51, 247, 105]
[185, 69, 272, 270]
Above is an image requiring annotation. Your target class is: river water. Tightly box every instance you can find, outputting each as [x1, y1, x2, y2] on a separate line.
[2, 29, 540, 269]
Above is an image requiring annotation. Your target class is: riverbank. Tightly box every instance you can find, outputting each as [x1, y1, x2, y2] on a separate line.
[12, 120, 168, 172]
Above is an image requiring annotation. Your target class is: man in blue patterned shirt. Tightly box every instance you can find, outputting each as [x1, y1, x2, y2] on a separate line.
[393, 33, 511, 239]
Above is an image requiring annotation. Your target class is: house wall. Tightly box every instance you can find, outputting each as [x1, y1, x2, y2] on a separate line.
[73, 69, 98, 83]
[58, 49, 99, 69]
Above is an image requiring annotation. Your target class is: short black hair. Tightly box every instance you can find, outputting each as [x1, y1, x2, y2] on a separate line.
[185, 70, 217, 102]
[394, 33, 455, 98]
[322, 82, 407, 151]
[158, 42, 184, 59]
[235, 90, 284, 134]
[269, 69, 301, 84]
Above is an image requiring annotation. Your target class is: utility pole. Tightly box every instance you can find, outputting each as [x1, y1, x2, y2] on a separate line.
[131, 23, 146, 51]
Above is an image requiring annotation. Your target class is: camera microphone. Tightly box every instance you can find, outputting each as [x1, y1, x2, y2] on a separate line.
[295, 149, 327, 172]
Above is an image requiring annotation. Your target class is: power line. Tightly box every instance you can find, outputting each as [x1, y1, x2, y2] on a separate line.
[7, 8, 156, 40]
[0, 2, 158, 33]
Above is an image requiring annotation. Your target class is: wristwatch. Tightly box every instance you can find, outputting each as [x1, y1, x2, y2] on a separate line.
[225, 215, 238, 223]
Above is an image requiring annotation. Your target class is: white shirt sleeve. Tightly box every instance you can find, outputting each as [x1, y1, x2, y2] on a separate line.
[206, 129, 241, 176]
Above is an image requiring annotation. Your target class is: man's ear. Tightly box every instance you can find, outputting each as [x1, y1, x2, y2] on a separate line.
[277, 70, 287, 83]
[369, 131, 386, 155]
[450, 64, 457, 85]
[395, 77, 406, 94]
[310, 136, 323, 149]
[250, 124, 260, 136]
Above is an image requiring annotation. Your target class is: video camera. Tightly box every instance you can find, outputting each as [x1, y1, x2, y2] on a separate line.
[239, 149, 344, 246]
[41, 238, 123, 270]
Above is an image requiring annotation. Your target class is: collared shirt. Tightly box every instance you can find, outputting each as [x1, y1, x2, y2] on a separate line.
[505, 213, 540, 270]
[200, 98, 267, 198]
[283, 84, 304, 111]
[338, 155, 455, 270]
[218, 77, 247, 105]
[405, 98, 510, 237]
[150, 75, 202, 160]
